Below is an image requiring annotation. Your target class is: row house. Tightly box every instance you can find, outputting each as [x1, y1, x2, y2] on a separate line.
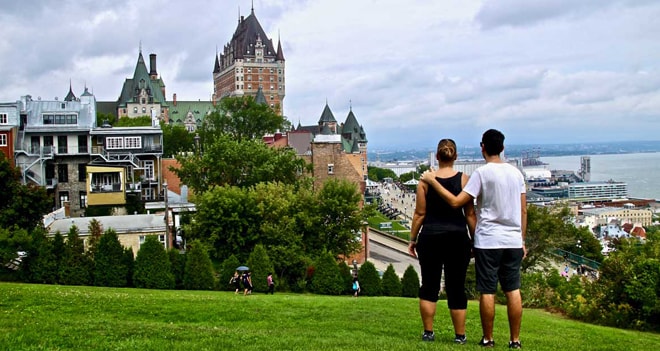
[12, 88, 164, 217]
[0, 101, 20, 162]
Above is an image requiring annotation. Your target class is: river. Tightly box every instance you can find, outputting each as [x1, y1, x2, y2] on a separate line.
[540, 152, 660, 200]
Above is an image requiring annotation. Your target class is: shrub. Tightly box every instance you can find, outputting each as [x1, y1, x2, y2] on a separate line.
[59, 226, 92, 286]
[183, 241, 215, 291]
[93, 229, 128, 287]
[122, 247, 134, 287]
[310, 251, 343, 295]
[168, 249, 186, 289]
[338, 261, 354, 294]
[219, 254, 241, 291]
[358, 261, 382, 296]
[381, 264, 402, 297]
[247, 244, 274, 293]
[133, 236, 174, 289]
[20, 228, 58, 284]
[400, 265, 419, 298]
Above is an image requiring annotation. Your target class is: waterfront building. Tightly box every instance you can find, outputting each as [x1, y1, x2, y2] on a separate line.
[213, 6, 285, 115]
[568, 181, 628, 201]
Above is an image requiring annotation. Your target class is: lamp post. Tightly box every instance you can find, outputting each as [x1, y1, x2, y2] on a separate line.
[163, 180, 171, 249]
[194, 133, 200, 155]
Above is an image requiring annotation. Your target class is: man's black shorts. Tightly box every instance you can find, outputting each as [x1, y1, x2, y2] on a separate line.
[474, 248, 524, 294]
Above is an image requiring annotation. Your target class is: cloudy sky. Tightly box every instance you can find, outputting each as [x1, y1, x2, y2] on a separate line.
[2, 0, 659, 151]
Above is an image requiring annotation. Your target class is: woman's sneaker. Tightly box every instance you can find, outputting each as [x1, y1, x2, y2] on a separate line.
[478, 337, 495, 348]
[509, 340, 522, 349]
[454, 335, 467, 344]
[422, 331, 435, 342]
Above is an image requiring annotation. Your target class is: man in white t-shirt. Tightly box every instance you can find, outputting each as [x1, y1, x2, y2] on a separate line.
[421, 129, 527, 349]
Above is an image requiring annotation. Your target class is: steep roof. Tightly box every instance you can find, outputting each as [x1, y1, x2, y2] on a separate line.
[318, 103, 336, 123]
[255, 87, 267, 105]
[64, 83, 77, 102]
[225, 8, 278, 64]
[117, 51, 168, 108]
[169, 100, 215, 126]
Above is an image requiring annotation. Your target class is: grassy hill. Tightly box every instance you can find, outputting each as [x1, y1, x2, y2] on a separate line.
[1, 282, 658, 350]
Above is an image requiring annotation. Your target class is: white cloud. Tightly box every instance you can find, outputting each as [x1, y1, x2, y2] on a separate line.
[1, 0, 659, 150]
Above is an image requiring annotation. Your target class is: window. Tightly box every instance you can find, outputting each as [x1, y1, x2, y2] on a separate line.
[143, 187, 153, 200]
[142, 160, 154, 180]
[270, 95, 274, 100]
[125, 136, 142, 149]
[0, 134, 6, 146]
[106, 137, 124, 149]
[58, 191, 69, 208]
[133, 107, 138, 113]
[139, 235, 166, 248]
[57, 164, 68, 183]
[142, 107, 146, 113]
[0, 113, 7, 124]
[328, 164, 334, 174]
[42, 114, 77, 125]
[78, 164, 86, 182]
[57, 136, 68, 154]
[78, 135, 88, 153]
[79, 191, 87, 208]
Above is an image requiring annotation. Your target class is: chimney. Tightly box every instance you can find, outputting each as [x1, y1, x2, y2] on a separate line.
[149, 54, 157, 78]
[173, 93, 177, 106]
[212, 94, 216, 106]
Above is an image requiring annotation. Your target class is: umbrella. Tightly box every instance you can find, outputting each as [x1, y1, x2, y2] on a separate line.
[236, 266, 250, 271]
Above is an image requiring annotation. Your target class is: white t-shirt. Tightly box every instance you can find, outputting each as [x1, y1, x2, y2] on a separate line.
[463, 162, 526, 249]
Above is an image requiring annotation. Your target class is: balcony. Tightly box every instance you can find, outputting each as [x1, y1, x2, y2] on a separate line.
[90, 183, 122, 193]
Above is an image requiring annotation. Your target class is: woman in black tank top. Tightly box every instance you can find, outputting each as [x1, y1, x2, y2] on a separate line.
[408, 138, 477, 343]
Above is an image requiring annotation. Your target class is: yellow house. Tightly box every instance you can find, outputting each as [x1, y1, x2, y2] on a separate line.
[87, 165, 126, 205]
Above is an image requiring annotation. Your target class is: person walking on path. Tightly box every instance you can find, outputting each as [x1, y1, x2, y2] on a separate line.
[267, 273, 275, 294]
[352, 277, 360, 297]
[409, 138, 476, 344]
[242, 271, 253, 296]
[421, 129, 527, 349]
[230, 271, 241, 294]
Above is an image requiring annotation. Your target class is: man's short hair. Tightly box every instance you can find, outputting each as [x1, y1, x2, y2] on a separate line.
[482, 129, 505, 156]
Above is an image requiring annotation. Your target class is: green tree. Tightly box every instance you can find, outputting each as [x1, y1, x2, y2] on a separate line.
[122, 247, 135, 287]
[133, 236, 175, 289]
[310, 251, 343, 295]
[96, 112, 116, 126]
[20, 227, 58, 284]
[208, 95, 287, 142]
[312, 179, 366, 258]
[381, 264, 402, 297]
[219, 254, 242, 291]
[367, 166, 397, 182]
[0, 226, 31, 269]
[0, 152, 51, 234]
[161, 122, 194, 158]
[115, 116, 152, 127]
[93, 229, 127, 287]
[358, 261, 382, 296]
[401, 264, 420, 298]
[86, 218, 103, 261]
[168, 249, 186, 289]
[58, 226, 92, 286]
[338, 261, 354, 294]
[183, 240, 215, 291]
[246, 244, 274, 293]
[174, 135, 308, 192]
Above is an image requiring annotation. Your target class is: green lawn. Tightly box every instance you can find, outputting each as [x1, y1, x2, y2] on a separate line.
[1, 282, 658, 350]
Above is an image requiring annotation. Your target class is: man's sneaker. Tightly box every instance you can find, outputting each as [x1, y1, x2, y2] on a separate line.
[478, 337, 495, 348]
[422, 331, 435, 342]
[454, 335, 467, 344]
[509, 340, 522, 349]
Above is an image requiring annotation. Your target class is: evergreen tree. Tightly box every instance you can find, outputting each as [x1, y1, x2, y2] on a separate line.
[246, 244, 274, 293]
[122, 247, 135, 287]
[358, 261, 382, 296]
[183, 241, 215, 291]
[93, 229, 127, 287]
[59, 226, 92, 286]
[381, 264, 402, 297]
[85, 219, 103, 260]
[338, 261, 354, 294]
[168, 249, 186, 289]
[219, 254, 241, 291]
[133, 236, 174, 289]
[310, 251, 343, 295]
[20, 227, 58, 284]
[51, 232, 65, 283]
[401, 264, 420, 298]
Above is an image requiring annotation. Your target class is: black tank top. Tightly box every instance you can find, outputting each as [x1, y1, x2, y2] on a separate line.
[422, 172, 467, 233]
